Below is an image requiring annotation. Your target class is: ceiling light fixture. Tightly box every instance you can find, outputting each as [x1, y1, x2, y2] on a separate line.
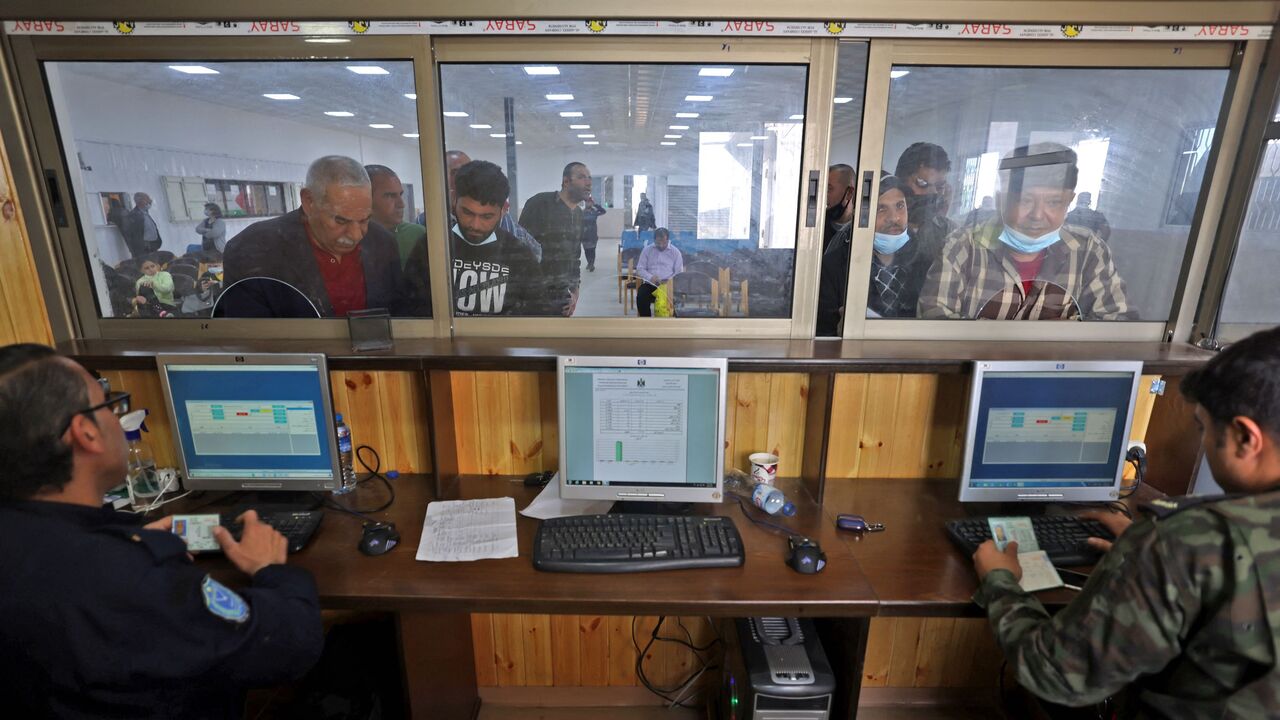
[490, 133, 507, 138]
[675, 112, 700, 118]
[443, 111, 469, 118]
[891, 70, 911, 79]
[577, 134, 596, 138]
[403, 133, 420, 138]
[736, 142, 754, 147]
[470, 123, 493, 129]
[324, 111, 355, 117]
[661, 141, 677, 146]
[685, 95, 713, 102]
[404, 93, 417, 100]
[524, 66, 560, 75]
[346, 66, 389, 75]
[369, 123, 394, 129]
[263, 93, 300, 100]
[833, 97, 853, 104]
[664, 134, 682, 139]
[669, 125, 689, 130]
[546, 93, 574, 100]
[789, 114, 804, 120]
[569, 124, 590, 129]
[168, 65, 219, 74]
[750, 135, 768, 140]
[699, 67, 735, 77]
[559, 111, 584, 117]
[583, 141, 599, 145]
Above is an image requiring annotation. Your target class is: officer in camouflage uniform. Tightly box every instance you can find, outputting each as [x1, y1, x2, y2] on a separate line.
[973, 325, 1280, 718]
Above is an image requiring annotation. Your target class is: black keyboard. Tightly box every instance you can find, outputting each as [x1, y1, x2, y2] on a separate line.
[945, 515, 1114, 567]
[533, 514, 745, 573]
[221, 510, 324, 553]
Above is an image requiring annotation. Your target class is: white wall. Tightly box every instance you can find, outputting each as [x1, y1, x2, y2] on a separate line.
[55, 68, 424, 267]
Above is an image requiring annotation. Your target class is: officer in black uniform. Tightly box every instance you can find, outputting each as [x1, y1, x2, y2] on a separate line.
[0, 344, 324, 718]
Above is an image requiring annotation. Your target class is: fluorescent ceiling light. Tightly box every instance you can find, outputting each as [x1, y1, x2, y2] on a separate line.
[789, 114, 804, 120]
[685, 95, 713, 102]
[324, 111, 355, 117]
[577, 133, 595, 138]
[305, 38, 350, 44]
[347, 66, 389, 75]
[443, 111, 469, 118]
[833, 97, 854, 104]
[168, 65, 219, 74]
[470, 123, 492, 129]
[546, 93, 574, 101]
[890, 70, 911, 79]
[489, 133, 506, 138]
[402, 133, 420, 138]
[750, 135, 768, 140]
[699, 67, 734, 77]
[369, 123, 394, 129]
[263, 93, 300, 100]
[664, 134, 682, 139]
[661, 141, 677, 146]
[524, 66, 560, 75]
[676, 112, 700, 118]
[669, 125, 689, 130]
[569, 124, 590, 129]
[736, 142, 754, 147]
[516, 141, 523, 145]
[404, 93, 417, 100]
[583, 141, 599, 145]
[559, 111, 584, 117]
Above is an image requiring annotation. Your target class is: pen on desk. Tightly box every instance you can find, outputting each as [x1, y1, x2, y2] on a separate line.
[1063, 583, 1082, 592]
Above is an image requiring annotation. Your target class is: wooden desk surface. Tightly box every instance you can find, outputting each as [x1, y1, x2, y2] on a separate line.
[239, 475, 877, 617]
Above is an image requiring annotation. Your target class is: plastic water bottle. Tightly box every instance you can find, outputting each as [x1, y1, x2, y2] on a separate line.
[335, 413, 356, 494]
[750, 482, 797, 516]
[121, 409, 162, 510]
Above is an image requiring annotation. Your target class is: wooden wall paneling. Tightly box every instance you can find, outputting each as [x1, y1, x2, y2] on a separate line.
[633, 616, 661, 689]
[0, 143, 53, 346]
[1130, 374, 1161, 443]
[826, 374, 869, 479]
[550, 615, 581, 686]
[428, 369, 459, 487]
[607, 616, 640, 686]
[722, 373, 739, 471]
[854, 374, 904, 478]
[537, 371, 559, 471]
[0, 298, 19, 345]
[885, 617, 925, 688]
[579, 615, 610, 686]
[1143, 375, 1201, 496]
[522, 614, 554, 686]
[492, 612, 526, 686]
[508, 372, 544, 474]
[450, 372, 482, 475]
[475, 372, 514, 475]
[114, 370, 178, 468]
[729, 374, 772, 473]
[652, 617, 691, 690]
[801, 371, 834, 501]
[375, 371, 431, 474]
[860, 618, 894, 687]
[765, 373, 809, 477]
[337, 371, 392, 471]
[471, 613, 499, 687]
[923, 374, 968, 478]
[887, 374, 938, 477]
[948, 618, 1002, 688]
[913, 617, 956, 687]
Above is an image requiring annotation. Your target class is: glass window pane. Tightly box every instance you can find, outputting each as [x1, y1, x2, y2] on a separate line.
[1220, 139, 1280, 328]
[44, 59, 430, 319]
[816, 41, 868, 336]
[871, 65, 1227, 322]
[438, 62, 809, 318]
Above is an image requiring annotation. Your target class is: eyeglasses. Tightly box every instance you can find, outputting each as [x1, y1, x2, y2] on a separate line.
[61, 376, 131, 436]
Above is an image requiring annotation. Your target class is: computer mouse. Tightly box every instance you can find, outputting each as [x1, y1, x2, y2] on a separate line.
[524, 470, 553, 487]
[785, 537, 827, 574]
[358, 522, 399, 556]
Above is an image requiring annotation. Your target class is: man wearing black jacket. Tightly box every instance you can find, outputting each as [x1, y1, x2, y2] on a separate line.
[0, 344, 323, 718]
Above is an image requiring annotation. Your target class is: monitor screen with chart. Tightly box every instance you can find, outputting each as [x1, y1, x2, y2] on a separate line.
[958, 360, 1144, 503]
[557, 356, 728, 505]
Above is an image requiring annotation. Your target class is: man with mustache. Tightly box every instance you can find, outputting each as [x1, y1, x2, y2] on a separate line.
[222, 156, 405, 318]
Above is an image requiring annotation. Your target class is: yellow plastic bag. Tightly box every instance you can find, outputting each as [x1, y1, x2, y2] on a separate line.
[653, 283, 673, 317]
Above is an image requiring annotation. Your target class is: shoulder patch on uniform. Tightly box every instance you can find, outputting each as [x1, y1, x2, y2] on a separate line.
[201, 575, 250, 624]
[1141, 494, 1239, 520]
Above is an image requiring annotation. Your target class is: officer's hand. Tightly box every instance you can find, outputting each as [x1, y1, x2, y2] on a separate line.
[212, 510, 288, 576]
[973, 540, 1022, 582]
[1081, 509, 1133, 553]
[143, 516, 173, 532]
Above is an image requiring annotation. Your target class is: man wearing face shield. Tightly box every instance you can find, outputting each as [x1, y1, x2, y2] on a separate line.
[917, 143, 1135, 321]
[823, 164, 856, 253]
[895, 142, 956, 259]
[818, 175, 927, 335]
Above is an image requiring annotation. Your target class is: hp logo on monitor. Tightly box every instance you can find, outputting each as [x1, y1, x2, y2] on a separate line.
[637, 359, 647, 365]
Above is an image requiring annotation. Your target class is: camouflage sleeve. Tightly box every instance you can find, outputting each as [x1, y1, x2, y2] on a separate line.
[975, 515, 1221, 706]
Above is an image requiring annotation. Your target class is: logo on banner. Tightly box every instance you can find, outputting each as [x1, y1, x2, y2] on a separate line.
[10, 21, 66, 33]
[1060, 25, 1084, 37]
[349, 20, 371, 33]
[721, 21, 775, 33]
[484, 20, 538, 32]
[960, 24, 1013, 36]
[113, 21, 136, 34]
[825, 22, 846, 35]
[1197, 25, 1250, 37]
[586, 20, 608, 33]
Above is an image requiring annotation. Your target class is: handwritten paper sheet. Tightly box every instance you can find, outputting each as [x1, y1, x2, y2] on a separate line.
[416, 497, 519, 562]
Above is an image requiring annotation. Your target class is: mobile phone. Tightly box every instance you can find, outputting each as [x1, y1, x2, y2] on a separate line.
[1055, 568, 1091, 586]
[172, 513, 221, 553]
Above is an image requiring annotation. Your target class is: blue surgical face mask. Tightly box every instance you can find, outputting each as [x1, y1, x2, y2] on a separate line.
[873, 230, 910, 255]
[998, 225, 1061, 254]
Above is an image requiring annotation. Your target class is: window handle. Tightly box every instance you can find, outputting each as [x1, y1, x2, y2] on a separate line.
[45, 170, 68, 227]
[857, 170, 874, 228]
[805, 170, 819, 227]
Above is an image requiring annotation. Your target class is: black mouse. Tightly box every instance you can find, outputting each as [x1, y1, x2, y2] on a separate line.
[524, 471, 553, 486]
[785, 536, 827, 574]
[358, 522, 399, 556]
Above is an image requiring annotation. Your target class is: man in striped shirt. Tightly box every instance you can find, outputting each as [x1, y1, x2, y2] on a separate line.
[917, 143, 1135, 321]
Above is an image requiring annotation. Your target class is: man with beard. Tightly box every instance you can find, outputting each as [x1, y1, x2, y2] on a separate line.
[520, 162, 592, 316]
[894, 142, 955, 259]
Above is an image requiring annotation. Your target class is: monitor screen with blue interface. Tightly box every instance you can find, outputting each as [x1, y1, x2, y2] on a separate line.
[156, 354, 341, 492]
[558, 356, 727, 505]
[958, 360, 1143, 503]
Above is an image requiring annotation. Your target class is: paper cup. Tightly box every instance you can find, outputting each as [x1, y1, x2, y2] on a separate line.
[749, 452, 779, 485]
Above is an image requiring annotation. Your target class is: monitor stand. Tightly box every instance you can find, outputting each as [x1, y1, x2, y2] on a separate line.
[609, 500, 701, 516]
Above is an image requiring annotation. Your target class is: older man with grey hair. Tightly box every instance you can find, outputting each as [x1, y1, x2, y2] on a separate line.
[222, 155, 424, 317]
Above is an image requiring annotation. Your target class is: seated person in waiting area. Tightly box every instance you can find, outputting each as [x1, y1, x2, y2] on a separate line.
[222, 155, 421, 318]
[973, 326, 1280, 718]
[0, 343, 323, 717]
[818, 176, 928, 335]
[131, 258, 178, 317]
[634, 227, 684, 317]
[917, 143, 1135, 320]
[448, 160, 546, 316]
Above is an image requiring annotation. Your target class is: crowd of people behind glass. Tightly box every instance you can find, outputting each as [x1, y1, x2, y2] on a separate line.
[817, 140, 1134, 335]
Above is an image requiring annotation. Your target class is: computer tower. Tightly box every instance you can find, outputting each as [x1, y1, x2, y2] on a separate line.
[719, 617, 836, 720]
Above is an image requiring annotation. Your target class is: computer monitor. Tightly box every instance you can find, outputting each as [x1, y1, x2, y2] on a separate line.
[557, 356, 727, 506]
[156, 353, 341, 492]
[959, 360, 1143, 503]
